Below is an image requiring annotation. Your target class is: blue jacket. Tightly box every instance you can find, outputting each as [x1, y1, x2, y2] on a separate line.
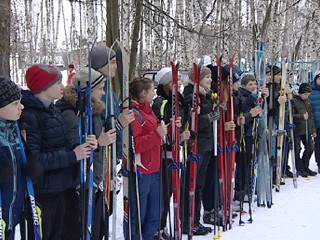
[310, 81, 320, 128]
[0, 120, 26, 231]
[19, 90, 78, 195]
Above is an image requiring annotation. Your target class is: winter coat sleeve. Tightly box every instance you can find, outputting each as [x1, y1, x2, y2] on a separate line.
[291, 99, 305, 124]
[132, 115, 162, 154]
[21, 111, 77, 172]
[198, 112, 215, 130]
[308, 101, 317, 133]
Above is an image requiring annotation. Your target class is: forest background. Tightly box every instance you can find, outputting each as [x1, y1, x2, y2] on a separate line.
[0, 0, 319, 90]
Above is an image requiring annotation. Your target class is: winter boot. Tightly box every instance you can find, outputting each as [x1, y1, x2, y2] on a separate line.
[305, 168, 317, 177]
[285, 169, 294, 178]
[153, 228, 173, 240]
[297, 170, 308, 178]
[193, 223, 212, 235]
[182, 223, 212, 236]
[203, 210, 223, 226]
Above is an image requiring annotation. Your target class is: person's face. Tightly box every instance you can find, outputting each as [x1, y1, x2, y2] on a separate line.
[166, 78, 182, 92]
[0, 99, 24, 121]
[243, 80, 257, 93]
[233, 81, 240, 92]
[98, 58, 117, 78]
[316, 76, 320, 86]
[273, 73, 281, 84]
[141, 83, 155, 103]
[200, 74, 212, 90]
[266, 72, 272, 84]
[300, 92, 311, 100]
[92, 82, 105, 102]
[43, 80, 65, 101]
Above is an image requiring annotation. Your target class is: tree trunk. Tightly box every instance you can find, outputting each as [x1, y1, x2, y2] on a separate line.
[0, 0, 11, 76]
[106, 0, 119, 46]
[129, 0, 143, 80]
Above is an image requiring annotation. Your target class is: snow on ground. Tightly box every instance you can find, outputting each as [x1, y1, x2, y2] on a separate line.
[112, 157, 320, 240]
[15, 157, 320, 240]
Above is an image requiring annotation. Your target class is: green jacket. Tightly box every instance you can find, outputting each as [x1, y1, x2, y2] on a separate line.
[291, 95, 316, 136]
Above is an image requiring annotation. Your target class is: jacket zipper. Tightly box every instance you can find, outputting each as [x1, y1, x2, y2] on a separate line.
[4, 128, 17, 232]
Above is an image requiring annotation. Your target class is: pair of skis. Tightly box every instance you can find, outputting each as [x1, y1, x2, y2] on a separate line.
[255, 42, 272, 208]
[170, 62, 182, 240]
[275, 61, 288, 192]
[118, 42, 142, 240]
[216, 54, 237, 230]
[77, 48, 95, 240]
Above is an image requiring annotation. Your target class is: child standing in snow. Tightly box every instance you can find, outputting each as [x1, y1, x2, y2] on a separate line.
[129, 77, 167, 240]
[56, 67, 117, 240]
[19, 64, 97, 239]
[0, 77, 27, 240]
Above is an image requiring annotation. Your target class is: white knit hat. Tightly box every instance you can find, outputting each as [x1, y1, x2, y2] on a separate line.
[155, 67, 181, 85]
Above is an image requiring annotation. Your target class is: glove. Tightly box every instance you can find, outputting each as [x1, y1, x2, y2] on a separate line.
[208, 111, 220, 122]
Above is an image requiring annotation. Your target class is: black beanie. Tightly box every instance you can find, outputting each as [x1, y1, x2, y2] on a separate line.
[298, 83, 312, 94]
[266, 65, 281, 76]
[0, 77, 21, 108]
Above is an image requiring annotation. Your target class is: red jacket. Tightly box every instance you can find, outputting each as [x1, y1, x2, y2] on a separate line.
[131, 98, 162, 174]
[67, 70, 76, 85]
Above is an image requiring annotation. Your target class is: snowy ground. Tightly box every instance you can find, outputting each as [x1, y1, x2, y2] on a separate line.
[113, 157, 320, 240]
[15, 156, 320, 240]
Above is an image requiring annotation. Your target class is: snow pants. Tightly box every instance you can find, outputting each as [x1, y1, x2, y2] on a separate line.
[131, 172, 161, 240]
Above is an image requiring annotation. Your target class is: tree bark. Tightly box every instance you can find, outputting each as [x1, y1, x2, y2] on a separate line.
[0, 0, 11, 76]
[129, 0, 143, 80]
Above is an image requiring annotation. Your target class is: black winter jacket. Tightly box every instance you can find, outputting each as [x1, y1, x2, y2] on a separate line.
[183, 83, 215, 153]
[152, 85, 184, 152]
[291, 95, 316, 136]
[235, 87, 259, 137]
[19, 90, 78, 195]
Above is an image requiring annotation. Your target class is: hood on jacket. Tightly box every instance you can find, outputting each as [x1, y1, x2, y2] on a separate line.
[58, 85, 105, 115]
[311, 80, 320, 90]
[21, 90, 48, 110]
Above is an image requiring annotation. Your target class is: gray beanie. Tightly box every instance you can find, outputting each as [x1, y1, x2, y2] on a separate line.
[72, 67, 106, 93]
[188, 66, 211, 82]
[90, 45, 116, 70]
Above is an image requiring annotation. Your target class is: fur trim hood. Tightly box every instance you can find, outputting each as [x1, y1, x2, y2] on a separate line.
[61, 85, 105, 115]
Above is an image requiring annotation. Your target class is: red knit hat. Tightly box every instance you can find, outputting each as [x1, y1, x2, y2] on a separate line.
[26, 64, 62, 93]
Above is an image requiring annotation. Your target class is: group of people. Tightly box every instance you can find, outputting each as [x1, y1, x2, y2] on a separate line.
[1, 42, 320, 240]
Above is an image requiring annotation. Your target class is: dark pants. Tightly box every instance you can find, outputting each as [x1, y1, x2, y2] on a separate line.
[234, 136, 253, 201]
[23, 191, 67, 240]
[61, 188, 80, 240]
[160, 157, 173, 230]
[202, 151, 219, 211]
[183, 149, 211, 228]
[131, 172, 161, 240]
[61, 188, 112, 240]
[314, 128, 320, 167]
[294, 134, 314, 171]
